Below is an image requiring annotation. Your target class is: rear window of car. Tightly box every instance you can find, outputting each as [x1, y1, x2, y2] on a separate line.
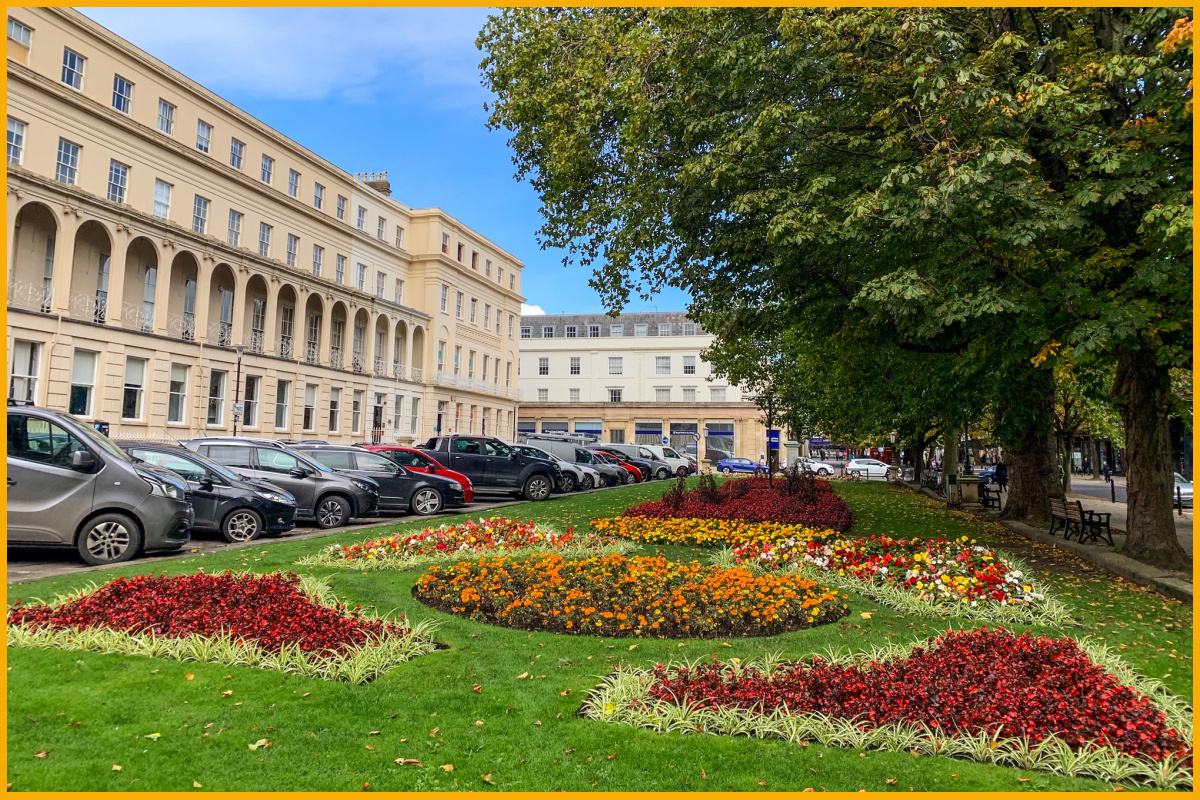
[455, 439, 482, 454]
[308, 450, 354, 470]
[383, 449, 426, 468]
[204, 445, 255, 469]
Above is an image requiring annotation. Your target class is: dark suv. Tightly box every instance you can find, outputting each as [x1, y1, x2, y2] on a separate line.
[418, 435, 562, 501]
[118, 442, 297, 542]
[293, 444, 466, 516]
[7, 406, 192, 564]
[181, 438, 378, 528]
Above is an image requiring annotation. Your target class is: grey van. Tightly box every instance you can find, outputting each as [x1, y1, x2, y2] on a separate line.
[181, 437, 378, 528]
[7, 405, 193, 565]
[589, 442, 674, 480]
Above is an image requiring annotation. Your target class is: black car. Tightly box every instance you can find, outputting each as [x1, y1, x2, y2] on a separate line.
[118, 442, 297, 543]
[293, 444, 466, 516]
[418, 435, 563, 501]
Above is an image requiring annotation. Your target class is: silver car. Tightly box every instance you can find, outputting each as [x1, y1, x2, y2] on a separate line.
[1174, 473, 1193, 509]
[7, 405, 193, 565]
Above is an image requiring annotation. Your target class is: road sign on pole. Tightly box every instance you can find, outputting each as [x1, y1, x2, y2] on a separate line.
[662, 435, 670, 445]
[767, 430, 781, 450]
[691, 431, 701, 443]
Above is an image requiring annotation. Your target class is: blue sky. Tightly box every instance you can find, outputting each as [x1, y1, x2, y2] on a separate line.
[83, 7, 691, 316]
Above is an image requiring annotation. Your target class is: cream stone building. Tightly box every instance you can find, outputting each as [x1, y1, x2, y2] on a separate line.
[7, 8, 524, 444]
[517, 312, 769, 463]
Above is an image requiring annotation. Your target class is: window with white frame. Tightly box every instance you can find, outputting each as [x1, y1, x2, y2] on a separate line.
[509, 274, 515, 290]
[469, 299, 477, 323]
[483, 304, 490, 329]
[336, 195, 346, 221]
[335, 254, 345, 284]
[569, 357, 580, 375]
[230, 138, 244, 169]
[484, 259, 492, 276]
[260, 154, 274, 184]
[655, 387, 671, 402]
[112, 75, 133, 113]
[9, 340, 40, 404]
[196, 120, 212, 153]
[243, 376, 260, 428]
[61, 48, 84, 90]
[608, 357, 623, 375]
[303, 384, 317, 431]
[468, 351, 475, 378]
[227, 210, 243, 246]
[312, 245, 323, 277]
[610, 324, 624, 337]
[153, 179, 172, 218]
[508, 315, 514, 338]
[192, 195, 209, 234]
[655, 356, 671, 375]
[7, 117, 26, 164]
[375, 271, 385, 298]
[657, 322, 672, 336]
[287, 169, 300, 198]
[394, 278, 405, 305]
[634, 323, 648, 337]
[392, 395, 404, 433]
[207, 370, 226, 425]
[55, 138, 79, 184]
[538, 357, 549, 376]
[441, 233, 450, 253]
[569, 388, 580, 403]
[608, 388, 623, 403]
[328, 387, 341, 432]
[589, 324, 600, 338]
[409, 397, 420, 434]
[682, 322, 697, 335]
[455, 292, 463, 318]
[497, 266, 504, 284]
[274, 379, 291, 429]
[537, 388, 548, 402]
[356, 206, 366, 230]
[351, 390, 363, 433]
[313, 183, 324, 210]
[710, 386, 727, 402]
[121, 357, 146, 420]
[106, 160, 128, 203]
[683, 355, 697, 375]
[470, 251, 478, 269]
[565, 325, 577, 338]
[356, 263, 366, 291]
[377, 216, 386, 240]
[69, 350, 96, 416]
[440, 284, 449, 312]
[157, 99, 175, 135]
[453, 346, 461, 374]
[285, 234, 298, 266]
[542, 325, 554, 338]
[456, 243, 464, 262]
[520, 326, 531, 339]
[682, 387, 696, 402]
[437, 340, 445, 372]
[167, 363, 188, 423]
[258, 223, 272, 257]
[395, 226, 405, 248]
[8, 17, 32, 48]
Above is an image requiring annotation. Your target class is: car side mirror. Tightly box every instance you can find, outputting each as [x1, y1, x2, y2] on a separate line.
[393, 465, 408, 477]
[71, 450, 97, 471]
[427, 463, 439, 473]
[510, 452, 520, 460]
[289, 468, 308, 478]
[198, 477, 214, 491]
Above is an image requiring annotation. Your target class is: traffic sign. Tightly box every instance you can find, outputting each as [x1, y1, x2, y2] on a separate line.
[767, 430, 781, 450]
[691, 431, 701, 443]
[662, 436, 670, 445]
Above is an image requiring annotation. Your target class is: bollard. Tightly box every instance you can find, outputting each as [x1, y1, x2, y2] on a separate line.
[1111, 479, 1116, 503]
[1178, 486, 1184, 516]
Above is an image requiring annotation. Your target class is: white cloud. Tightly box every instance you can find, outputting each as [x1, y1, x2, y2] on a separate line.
[521, 304, 546, 316]
[83, 7, 493, 105]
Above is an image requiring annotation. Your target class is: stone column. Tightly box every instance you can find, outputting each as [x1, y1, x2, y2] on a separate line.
[152, 245, 174, 335]
[105, 224, 131, 326]
[49, 205, 80, 315]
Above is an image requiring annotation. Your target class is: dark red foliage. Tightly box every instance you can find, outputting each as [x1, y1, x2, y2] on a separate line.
[626, 477, 854, 532]
[644, 628, 1189, 762]
[8, 572, 408, 656]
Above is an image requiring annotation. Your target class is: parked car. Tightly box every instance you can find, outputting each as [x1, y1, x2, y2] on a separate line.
[846, 458, 891, 479]
[7, 405, 192, 565]
[1174, 473, 1193, 509]
[510, 443, 597, 492]
[525, 436, 626, 487]
[638, 444, 694, 477]
[182, 437, 379, 528]
[418, 435, 562, 501]
[796, 457, 835, 476]
[592, 449, 645, 483]
[358, 445, 474, 503]
[705, 447, 734, 464]
[294, 444, 465, 515]
[590, 443, 673, 480]
[717, 457, 762, 475]
[118, 442, 296, 543]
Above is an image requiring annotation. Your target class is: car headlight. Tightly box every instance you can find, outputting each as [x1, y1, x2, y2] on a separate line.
[143, 476, 183, 500]
[255, 490, 293, 505]
[351, 479, 377, 493]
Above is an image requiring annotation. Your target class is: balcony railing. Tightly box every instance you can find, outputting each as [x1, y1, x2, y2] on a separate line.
[426, 370, 517, 399]
[410, 366, 423, 383]
[329, 347, 343, 370]
[373, 356, 387, 377]
[121, 303, 154, 333]
[278, 335, 293, 360]
[391, 362, 405, 382]
[352, 352, 365, 374]
[167, 312, 196, 341]
[10, 279, 54, 313]
[208, 320, 233, 347]
[304, 341, 320, 365]
[69, 291, 107, 324]
[247, 329, 265, 354]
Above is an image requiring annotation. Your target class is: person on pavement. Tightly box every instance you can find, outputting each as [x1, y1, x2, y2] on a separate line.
[996, 460, 1009, 493]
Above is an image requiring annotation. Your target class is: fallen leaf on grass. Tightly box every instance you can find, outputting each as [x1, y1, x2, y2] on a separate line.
[204, 723, 214, 729]
[247, 739, 271, 751]
[533, 720, 542, 727]
[720, 642, 732, 648]
[394, 758, 423, 767]
[481, 773, 496, 785]
[700, 768, 707, 779]
[1018, 778, 1029, 784]
[628, 645, 638, 650]
[515, 672, 528, 680]
[221, 691, 233, 697]
[429, 727, 440, 737]
[193, 781, 202, 788]
[472, 684, 482, 693]
[607, 754, 616, 761]
[145, 733, 161, 741]
[563, 749, 575, 755]
[185, 673, 194, 681]
[368, 731, 381, 736]
[559, 690, 571, 696]
[112, 765, 121, 771]
[860, 612, 873, 620]
[440, 764, 454, 772]
[364, 745, 374, 751]
[361, 782, 370, 791]
[886, 778, 897, 785]
[68, 722, 81, 727]
[757, 780, 768, 787]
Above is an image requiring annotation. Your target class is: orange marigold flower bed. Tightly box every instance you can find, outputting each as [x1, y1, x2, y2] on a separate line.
[412, 553, 848, 638]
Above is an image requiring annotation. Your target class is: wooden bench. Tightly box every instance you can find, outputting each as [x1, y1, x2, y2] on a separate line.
[979, 485, 1001, 510]
[1048, 497, 1113, 546]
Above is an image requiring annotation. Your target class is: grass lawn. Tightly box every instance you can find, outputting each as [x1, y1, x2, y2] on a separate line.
[6, 480, 1192, 791]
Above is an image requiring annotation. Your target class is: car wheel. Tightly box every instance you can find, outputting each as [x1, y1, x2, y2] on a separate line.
[676, 466, 689, 478]
[77, 512, 142, 566]
[596, 474, 609, 489]
[560, 474, 577, 493]
[721, 467, 732, 475]
[523, 474, 553, 502]
[315, 494, 350, 528]
[818, 468, 831, 476]
[221, 508, 263, 543]
[580, 474, 595, 491]
[624, 471, 635, 485]
[656, 467, 671, 480]
[411, 487, 443, 516]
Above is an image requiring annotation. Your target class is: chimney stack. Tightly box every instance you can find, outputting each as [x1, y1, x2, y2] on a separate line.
[359, 170, 391, 196]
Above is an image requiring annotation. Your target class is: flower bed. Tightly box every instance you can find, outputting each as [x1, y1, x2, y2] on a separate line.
[591, 515, 832, 549]
[7, 572, 438, 683]
[300, 516, 632, 571]
[582, 628, 1194, 788]
[412, 553, 848, 638]
[623, 477, 854, 531]
[732, 534, 1072, 626]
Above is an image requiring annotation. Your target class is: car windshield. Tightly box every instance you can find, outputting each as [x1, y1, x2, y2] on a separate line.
[175, 449, 244, 483]
[1176, 473, 1190, 484]
[66, 415, 133, 461]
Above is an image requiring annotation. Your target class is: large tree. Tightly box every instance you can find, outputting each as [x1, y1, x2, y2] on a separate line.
[481, 7, 1192, 567]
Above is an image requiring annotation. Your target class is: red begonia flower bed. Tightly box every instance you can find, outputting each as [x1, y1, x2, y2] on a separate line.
[642, 628, 1189, 762]
[624, 477, 853, 531]
[8, 572, 407, 657]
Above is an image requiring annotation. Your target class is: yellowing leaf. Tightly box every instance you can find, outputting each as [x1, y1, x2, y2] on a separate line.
[860, 612, 873, 620]
[193, 781, 202, 789]
[627, 644, 638, 650]
[247, 738, 271, 751]
[394, 758, 423, 767]
[185, 673, 195, 681]
[112, 765, 122, 771]
[481, 773, 496, 785]
[145, 733, 162, 741]
[440, 764, 454, 773]
[515, 672, 528, 680]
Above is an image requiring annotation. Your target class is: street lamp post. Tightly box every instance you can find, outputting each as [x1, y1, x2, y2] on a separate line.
[232, 342, 245, 437]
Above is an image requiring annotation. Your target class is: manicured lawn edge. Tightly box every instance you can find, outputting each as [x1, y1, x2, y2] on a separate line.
[297, 538, 636, 572]
[580, 636, 1194, 789]
[7, 573, 441, 684]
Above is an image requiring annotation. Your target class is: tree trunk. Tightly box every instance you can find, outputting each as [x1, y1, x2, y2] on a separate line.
[1059, 436, 1073, 494]
[998, 369, 1060, 525]
[1113, 349, 1189, 570]
[943, 428, 959, 485]
[1091, 438, 1102, 479]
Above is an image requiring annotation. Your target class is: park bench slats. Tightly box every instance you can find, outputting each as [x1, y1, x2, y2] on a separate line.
[1048, 496, 1113, 546]
[979, 485, 1001, 510]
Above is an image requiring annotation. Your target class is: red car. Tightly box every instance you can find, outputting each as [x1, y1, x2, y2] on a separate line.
[593, 449, 643, 482]
[359, 445, 475, 503]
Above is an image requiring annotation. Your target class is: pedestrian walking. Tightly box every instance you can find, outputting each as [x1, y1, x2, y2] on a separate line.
[1103, 463, 1112, 483]
[995, 460, 1008, 493]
